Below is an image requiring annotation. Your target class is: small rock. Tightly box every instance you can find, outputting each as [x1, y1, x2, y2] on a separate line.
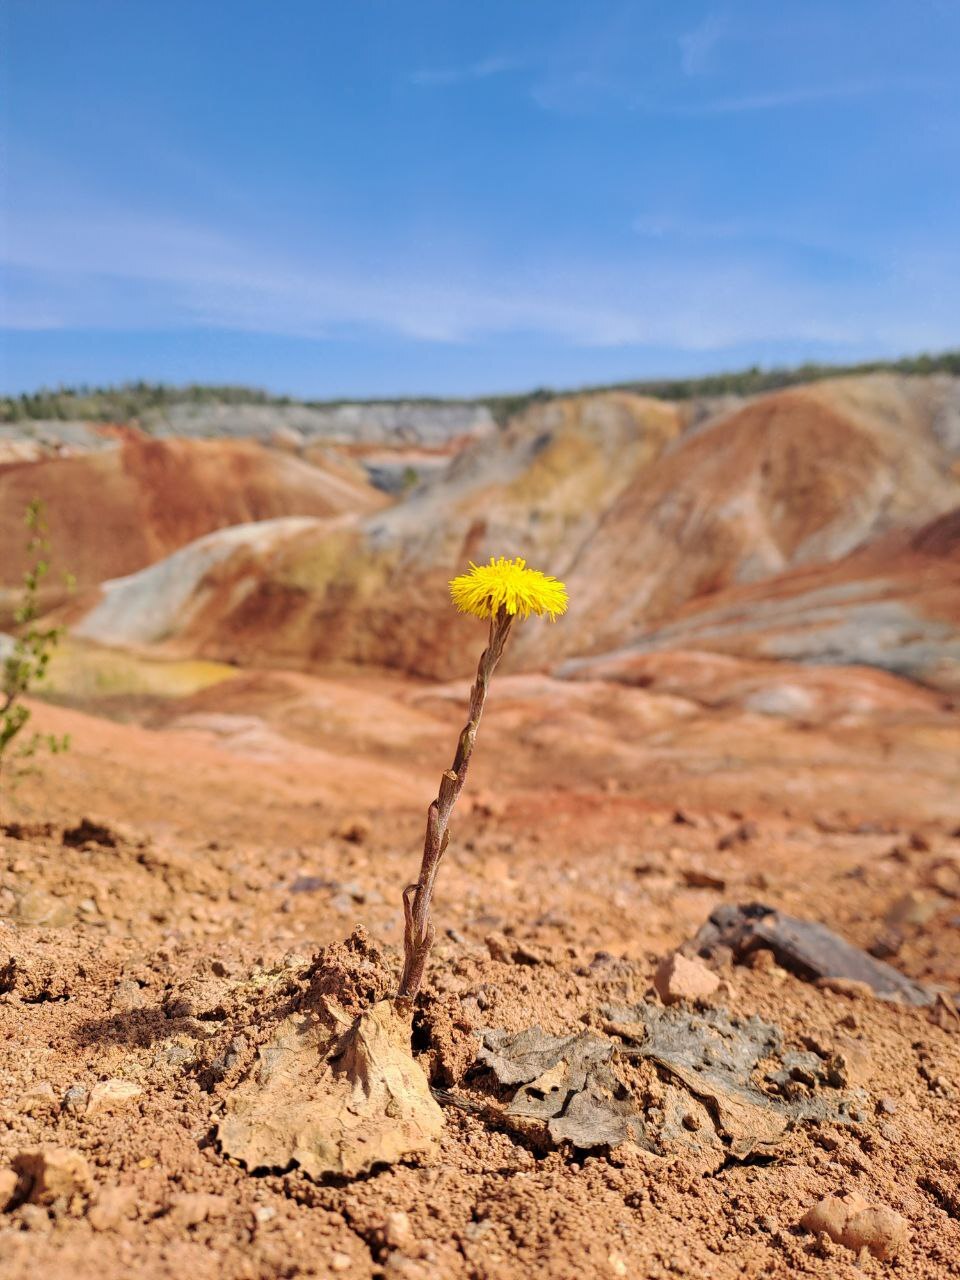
[876, 1096, 898, 1116]
[928, 858, 960, 898]
[330, 1254, 352, 1273]
[469, 791, 506, 819]
[680, 867, 726, 890]
[111, 979, 146, 1011]
[842, 1205, 908, 1261]
[13, 1147, 94, 1206]
[0, 1166, 20, 1210]
[382, 1259, 429, 1280]
[801, 1191, 870, 1244]
[608, 1254, 628, 1277]
[384, 1209, 413, 1250]
[62, 1085, 89, 1116]
[13, 889, 73, 927]
[801, 1192, 907, 1261]
[169, 1191, 229, 1227]
[815, 977, 875, 1000]
[484, 932, 514, 964]
[254, 1204, 276, 1224]
[21, 1082, 58, 1115]
[758, 1214, 779, 1234]
[87, 1079, 143, 1116]
[654, 952, 720, 1005]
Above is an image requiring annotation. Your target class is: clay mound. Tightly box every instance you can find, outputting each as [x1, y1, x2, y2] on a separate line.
[557, 649, 944, 718]
[583, 506, 960, 692]
[65, 391, 683, 673]
[71, 517, 329, 653]
[62, 375, 960, 686]
[0, 433, 386, 593]
[541, 376, 960, 666]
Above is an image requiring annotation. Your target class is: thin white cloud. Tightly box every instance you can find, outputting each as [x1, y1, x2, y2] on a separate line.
[679, 12, 727, 77]
[3, 200, 959, 358]
[410, 56, 522, 87]
[668, 77, 935, 115]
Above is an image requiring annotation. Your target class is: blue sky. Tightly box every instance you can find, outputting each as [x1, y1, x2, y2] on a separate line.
[2, 0, 959, 397]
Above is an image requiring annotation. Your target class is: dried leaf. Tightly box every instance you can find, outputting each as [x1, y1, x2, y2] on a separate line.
[474, 1003, 860, 1162]
[477, 1026, 643, 1149]
[218, 999, 442, 1180]
[478, 1026, 610, 1087]
[547, 1069, 644, 1148]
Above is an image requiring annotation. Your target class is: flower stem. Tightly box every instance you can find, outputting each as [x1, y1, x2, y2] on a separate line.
[398, 607, 514, 1000]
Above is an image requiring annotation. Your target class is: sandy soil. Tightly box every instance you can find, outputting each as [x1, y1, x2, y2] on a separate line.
[1, 676, 959, 1280]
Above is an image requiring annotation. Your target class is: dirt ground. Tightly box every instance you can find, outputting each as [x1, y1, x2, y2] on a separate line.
[1, 682, 960, 1279]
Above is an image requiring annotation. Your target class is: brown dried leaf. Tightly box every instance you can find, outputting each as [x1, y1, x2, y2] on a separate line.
[217, 999, 443, 1180]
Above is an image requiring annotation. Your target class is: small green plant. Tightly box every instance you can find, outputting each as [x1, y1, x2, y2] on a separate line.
[0, 499, 71, 818]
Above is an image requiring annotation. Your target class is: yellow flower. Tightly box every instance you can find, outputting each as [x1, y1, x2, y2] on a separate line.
[449, 556, 568, 621]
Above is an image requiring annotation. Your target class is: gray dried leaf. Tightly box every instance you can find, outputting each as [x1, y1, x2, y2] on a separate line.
[477, 1026, 611, 1087]
[547, 1068, 644, 1149]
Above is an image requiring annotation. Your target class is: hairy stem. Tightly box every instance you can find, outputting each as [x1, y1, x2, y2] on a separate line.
[398, 608, 513, 999]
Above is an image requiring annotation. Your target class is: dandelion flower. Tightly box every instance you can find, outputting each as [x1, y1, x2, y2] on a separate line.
[399, 555, 568, 999]
[449, 556, 568, 621]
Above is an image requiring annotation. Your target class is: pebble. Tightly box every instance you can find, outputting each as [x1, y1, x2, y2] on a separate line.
[814, 977, 875, 1000]
[330, 1254, 352, 1273]
[384, 1209, 413, 1250]
[13, 1146, 94, 1206]
[876, 1096, 898, 1116]
[86, 1078, 143, 1116]
[801, 1191, 908, 1261]
[21, 1082, 58, 1115]
[843, 1206, 909, 1261]
[62, 1085, 90, 1115]
[654, 952, 720, 1005]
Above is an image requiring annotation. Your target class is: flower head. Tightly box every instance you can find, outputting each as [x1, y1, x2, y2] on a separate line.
[449, 556, 568, 621]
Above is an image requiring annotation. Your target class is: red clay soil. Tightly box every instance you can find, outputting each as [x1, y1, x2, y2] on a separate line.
[65, 382, 960, 681]
[0, 434, 385, 594]
[1, 681, 959, 1279]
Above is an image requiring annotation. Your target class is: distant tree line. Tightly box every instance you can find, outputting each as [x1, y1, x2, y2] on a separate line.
[3, 350, 959, 426]
[483, 349, 960, 424]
